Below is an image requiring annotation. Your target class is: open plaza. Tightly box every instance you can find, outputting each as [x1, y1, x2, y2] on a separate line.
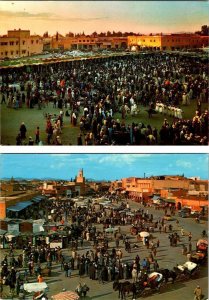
[0, 51, 208, 146]
[0, 193, 208, 300]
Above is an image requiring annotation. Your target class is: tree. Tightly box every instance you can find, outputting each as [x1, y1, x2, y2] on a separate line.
[106, 31, 112, 37]
[91, 31, 98, 37]
[98, 32, 106, 37]
[66, 32, 74, 37]
[43, 31, 48, 38]
[116, 31, 123, 37]
[56, 31, 59, 41]
[201, 25, 209, 36]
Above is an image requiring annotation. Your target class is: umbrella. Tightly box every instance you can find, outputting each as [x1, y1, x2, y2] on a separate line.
[197, 239, 208, 246]
[52, 291, 79, 300]
[23, 282, 48, 293]
[183, 261, 197, 271]
[105, 227, 118, 233]
[139, 231, 150, 238]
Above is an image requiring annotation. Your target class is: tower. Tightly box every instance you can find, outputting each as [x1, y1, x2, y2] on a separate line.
[76, 169, 85, 184]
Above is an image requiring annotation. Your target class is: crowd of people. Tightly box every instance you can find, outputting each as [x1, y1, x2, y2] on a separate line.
[0, 193, 206, 299]
[0, 52, 208, 145]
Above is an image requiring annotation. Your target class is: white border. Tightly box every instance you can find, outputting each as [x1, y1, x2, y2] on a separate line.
[0, 145, 208, 154]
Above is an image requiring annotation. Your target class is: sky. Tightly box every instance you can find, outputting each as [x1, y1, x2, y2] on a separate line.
[1, 154, 208, 180]
[0, 1, 208, 36]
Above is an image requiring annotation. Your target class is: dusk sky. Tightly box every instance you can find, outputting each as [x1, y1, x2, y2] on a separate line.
[0, 1, 208, 36]
[1, 154, 208, 180]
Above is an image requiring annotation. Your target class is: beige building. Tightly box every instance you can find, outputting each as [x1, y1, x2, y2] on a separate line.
[0, 29, 43, 59]
[128, 34, 209, 51]
[44, 35, 128, 51]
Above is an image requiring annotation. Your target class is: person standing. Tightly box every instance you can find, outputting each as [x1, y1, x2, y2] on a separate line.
[37, 274, 43, 283]
[194, 285, 202, 300]
[64, 262, 68, 277]
[19, 122, 27, 139]
[82, 283, 89, 297]
[35, 126, 40, 144]
[75, 282, 82, 297]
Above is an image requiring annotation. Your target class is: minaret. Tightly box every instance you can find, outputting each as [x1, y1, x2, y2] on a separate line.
[76, 169, 85, 183]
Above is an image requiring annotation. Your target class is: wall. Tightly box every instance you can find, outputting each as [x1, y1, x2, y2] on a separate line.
[0, 201, 6, 219]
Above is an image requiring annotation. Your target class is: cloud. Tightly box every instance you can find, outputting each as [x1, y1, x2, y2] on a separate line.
[0, 9, 56, 19]
[50, 154, 71, 157]
[176, 160, 192, 169]
[50, 162, 65, 169]
[98, 154, 151, 165]
[0, 9, 108, 22]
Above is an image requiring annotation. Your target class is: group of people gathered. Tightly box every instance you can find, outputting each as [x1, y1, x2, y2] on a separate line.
[0, 51, 208, 145]
[0, 193, 199, 299]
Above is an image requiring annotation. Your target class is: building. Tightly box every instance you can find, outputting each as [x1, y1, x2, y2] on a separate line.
[41, 169, 86, 197]
[110, 175, 208, 211]
[1, 177, 38, 193]
[44, 35, 128, 51]
[128, 34, 209, 51]
[0, 191, 45, 219]
[0, 29, 43, 59]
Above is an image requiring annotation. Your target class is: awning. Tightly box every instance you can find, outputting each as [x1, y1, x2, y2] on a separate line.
[163, 198, 176, 204]
[121, 191, 127, 194]
[0, 229, 7, 235]
[24, 282, 48, 293]
[31, 196, 45, 203]
[52, 291, 79, 300]
[152, 195, 160, 200]
[7, 200, 33, 212]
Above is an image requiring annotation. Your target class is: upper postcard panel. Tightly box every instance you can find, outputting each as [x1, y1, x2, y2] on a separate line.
[0, 1, 208, 146]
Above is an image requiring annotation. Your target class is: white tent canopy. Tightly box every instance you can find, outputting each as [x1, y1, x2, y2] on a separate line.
[23, 282, 48, 293]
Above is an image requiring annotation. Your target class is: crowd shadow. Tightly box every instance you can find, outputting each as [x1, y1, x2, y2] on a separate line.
[85, 292, 113, 299]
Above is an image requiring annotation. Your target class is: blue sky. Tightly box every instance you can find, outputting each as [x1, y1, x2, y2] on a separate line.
[0, 1, 208, 35]
[1, 154, 208, 180]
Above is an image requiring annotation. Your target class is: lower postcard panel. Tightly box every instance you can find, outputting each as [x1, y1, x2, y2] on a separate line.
[0, 153, 208, 300]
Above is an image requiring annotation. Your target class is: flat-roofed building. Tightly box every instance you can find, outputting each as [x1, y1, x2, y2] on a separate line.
[128, 34, 209, 51]
[44, 35, 128, 51]
[0, 29, 43, 59]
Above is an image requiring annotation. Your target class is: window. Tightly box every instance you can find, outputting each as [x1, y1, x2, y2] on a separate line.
[16, 51, 19, 54]
[22, 40, 25, 45]
[150, 40, 152, 42]
[11, 51, 14, 55]
[79, 40, 81, 42]
[1, 52, 3, 55]
[83, 40, 85, 42]
[154, 40, 155, 42]
[31, 40, 34, 44]
[10, 41, 14, 46]
[5, 51, 8, 56]
[87, 40, 89, 42]
[16, 41, 19, 45]
[1, 42, 8, 46]
[36, 40, 39, 44]
[22, 50, 26, 54]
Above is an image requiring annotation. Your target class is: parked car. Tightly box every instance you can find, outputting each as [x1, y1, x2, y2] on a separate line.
[178, 210, 190, 218]
[190, 210, 200, 218]
[163, 214, 174, 221]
